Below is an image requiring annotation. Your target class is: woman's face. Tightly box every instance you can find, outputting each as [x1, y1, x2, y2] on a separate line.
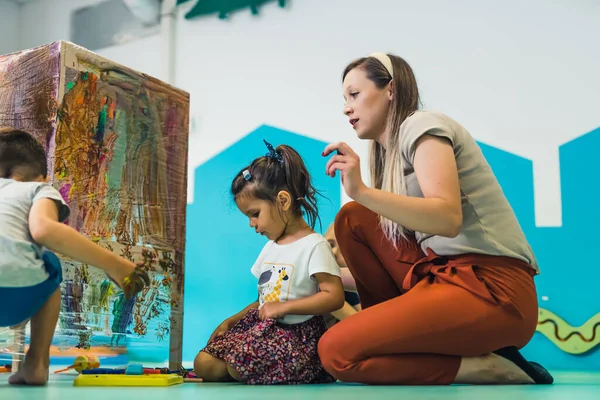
[342, 67, 392, 143]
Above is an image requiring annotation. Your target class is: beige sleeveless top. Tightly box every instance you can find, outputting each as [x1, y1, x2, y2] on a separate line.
[399, 110, 538, 272]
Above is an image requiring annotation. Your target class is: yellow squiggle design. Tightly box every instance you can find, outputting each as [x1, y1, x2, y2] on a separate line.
[536, 308, 600, 354]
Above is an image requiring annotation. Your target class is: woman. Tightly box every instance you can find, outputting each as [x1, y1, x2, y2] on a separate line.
[317, 53, 553, 385]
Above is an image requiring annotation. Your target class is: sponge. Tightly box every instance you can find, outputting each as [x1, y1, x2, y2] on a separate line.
[125, 363, 144, 375]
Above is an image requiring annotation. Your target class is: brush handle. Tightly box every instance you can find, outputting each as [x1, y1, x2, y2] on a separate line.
[54, 365, 76, 374]
[82, 368, 126, 375]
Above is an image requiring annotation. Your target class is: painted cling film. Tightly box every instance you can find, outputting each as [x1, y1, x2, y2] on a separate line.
[0, 41, 189, 369]
[0, 253, 177, 365]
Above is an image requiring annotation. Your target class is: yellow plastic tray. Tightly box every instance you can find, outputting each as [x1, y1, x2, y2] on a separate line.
[74, 373, 183, 387]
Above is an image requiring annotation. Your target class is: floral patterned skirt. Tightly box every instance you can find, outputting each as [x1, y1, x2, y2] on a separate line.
[201, 308, 336, 385]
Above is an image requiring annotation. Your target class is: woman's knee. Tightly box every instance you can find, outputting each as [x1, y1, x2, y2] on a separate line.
[334, 202, 374, 240]
[335, 201, 367, 226]
[318, 328, 349, 378]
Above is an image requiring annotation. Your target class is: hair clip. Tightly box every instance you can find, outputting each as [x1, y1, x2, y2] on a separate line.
[263, 139, 284, 164]
[243, 169, 252, 181]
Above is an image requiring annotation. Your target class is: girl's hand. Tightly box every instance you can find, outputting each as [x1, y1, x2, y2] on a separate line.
[208, 319, 232, 342]
[259, 302, 288, 321]
[323, 142, 367, 200]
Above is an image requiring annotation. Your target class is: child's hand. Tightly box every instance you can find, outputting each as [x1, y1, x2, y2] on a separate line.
[208, 320, 232, 342]
[258, 301, 288, 321]
[121, 264, 150, 299]
[106, 262, 150, 300]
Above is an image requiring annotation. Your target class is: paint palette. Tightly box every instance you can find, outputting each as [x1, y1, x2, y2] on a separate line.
[74, 373, 183, 387]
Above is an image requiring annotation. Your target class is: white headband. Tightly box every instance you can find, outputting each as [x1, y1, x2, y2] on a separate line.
[369, 52, 394, 78]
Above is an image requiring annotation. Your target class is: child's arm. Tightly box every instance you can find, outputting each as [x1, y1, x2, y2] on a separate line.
[330, 301, 358, 321]
[29, 198, 139, 289]
[226, 301, 259, 326]
[340, 267, 358, 292]
[208, 301, 259, 342]
[259, 273, 345, 320]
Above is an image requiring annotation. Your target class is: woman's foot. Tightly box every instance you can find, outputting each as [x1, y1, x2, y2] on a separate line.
[8, 358, 49, 386]
[493, 346, 553, 384]
[455, 353, 535, 384]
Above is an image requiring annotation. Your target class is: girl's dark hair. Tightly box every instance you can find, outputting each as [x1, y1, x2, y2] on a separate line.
[0, 127, 47, 180]
[231, 141, 322, 230]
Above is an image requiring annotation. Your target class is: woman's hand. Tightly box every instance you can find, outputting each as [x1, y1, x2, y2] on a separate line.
[323, 142, 367, 200]
[258, 301, 288, 321]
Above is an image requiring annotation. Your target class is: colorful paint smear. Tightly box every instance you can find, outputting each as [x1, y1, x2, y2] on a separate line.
[0, 41, 189, 365]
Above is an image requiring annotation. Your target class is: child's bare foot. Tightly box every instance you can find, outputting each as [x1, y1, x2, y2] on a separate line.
[8, 359, 49, 386]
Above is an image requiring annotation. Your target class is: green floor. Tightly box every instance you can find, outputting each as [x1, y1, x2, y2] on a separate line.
[1, 371, 599, 400]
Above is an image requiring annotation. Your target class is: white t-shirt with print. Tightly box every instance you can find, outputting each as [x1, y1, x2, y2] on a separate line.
[0, 178, 70, 287]
[251, 233, 342, 325]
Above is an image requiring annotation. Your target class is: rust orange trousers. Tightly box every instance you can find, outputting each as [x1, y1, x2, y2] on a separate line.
[318, 202, 539, 385]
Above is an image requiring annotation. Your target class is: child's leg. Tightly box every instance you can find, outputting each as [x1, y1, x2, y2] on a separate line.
[9, 287, 60, 385]
[193, 351, 236, 382]
[226, 365, 243, 382]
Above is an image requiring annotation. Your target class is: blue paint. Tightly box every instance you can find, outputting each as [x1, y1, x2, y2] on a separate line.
[82, 368, 126, 375]
[95, 104, 107, 142]
[182, 125, 341, 362]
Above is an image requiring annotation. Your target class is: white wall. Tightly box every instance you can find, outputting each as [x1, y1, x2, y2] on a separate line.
[13, 0, 600, 224]
[174, 0, 600, 228]
[16, 0, 162, 77]
[0, 0, 20, 55]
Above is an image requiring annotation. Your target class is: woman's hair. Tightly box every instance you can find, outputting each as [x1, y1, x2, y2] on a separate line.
[342, 54, 421, 244]
[0, 127, 47, 180]
[231, 140, 322, 230]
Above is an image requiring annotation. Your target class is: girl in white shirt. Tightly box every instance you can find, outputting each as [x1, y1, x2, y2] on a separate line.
[193, 140, 344, 385]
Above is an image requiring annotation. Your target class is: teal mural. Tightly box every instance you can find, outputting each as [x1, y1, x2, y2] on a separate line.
[479, 127, 600, 370]
[177, 0, 286, 20]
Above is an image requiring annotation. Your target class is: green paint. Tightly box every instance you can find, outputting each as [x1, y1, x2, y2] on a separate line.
[105, 109, 127, 191]
[66, 82, 75, 92]
[96, 104, 108, 140]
